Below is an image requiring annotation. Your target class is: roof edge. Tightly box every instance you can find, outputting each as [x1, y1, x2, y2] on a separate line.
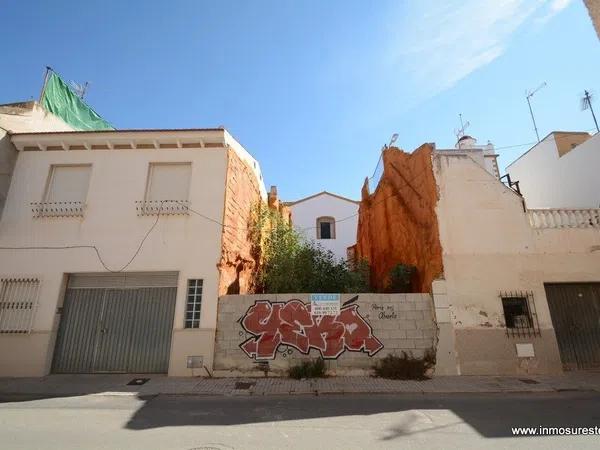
[285, 191, 360, 206]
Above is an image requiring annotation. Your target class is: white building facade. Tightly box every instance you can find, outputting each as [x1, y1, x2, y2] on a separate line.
[506, 131, 600, 208]
[432, 148, 600, 375]
[0, 128, 265, 377]
[287, 191, 359, 261]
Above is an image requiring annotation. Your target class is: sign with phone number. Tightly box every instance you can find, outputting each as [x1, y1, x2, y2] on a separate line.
[310, 293, 341, 316]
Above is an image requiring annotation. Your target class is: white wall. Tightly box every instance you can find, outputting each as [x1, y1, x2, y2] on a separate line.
[0, 144, 228, 376]
[434, 152, 600, 375]
[507, 133, 600, 208]
[289, 193, 358, 260]
[0, 103, 75, 219]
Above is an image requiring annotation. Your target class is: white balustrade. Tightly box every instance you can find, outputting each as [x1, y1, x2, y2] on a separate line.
[528, 208, 600, 229]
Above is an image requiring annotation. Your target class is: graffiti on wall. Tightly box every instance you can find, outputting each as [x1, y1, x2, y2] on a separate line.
[239, 298, 384, 360]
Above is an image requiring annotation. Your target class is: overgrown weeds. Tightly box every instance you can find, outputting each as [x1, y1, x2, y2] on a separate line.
[373, 351, 435, 380]
[288, 358, 327, 379]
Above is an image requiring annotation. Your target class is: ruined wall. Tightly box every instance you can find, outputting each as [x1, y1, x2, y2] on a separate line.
[585, 0, 600, 40]
[218, 150, 290, 295]
[213, 293, 435, 376]
[356, 145, 443, 292]
[218, 148, 264, 295]
[432, 153, 600, 375]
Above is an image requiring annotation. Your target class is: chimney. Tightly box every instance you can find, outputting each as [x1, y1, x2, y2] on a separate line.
[456, 135, 477, 150]
[268, 185, 279, 209]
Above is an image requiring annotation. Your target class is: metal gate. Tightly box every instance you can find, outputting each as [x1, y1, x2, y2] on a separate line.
[52, 272, 178, 373]
[545, 283, 600, 370]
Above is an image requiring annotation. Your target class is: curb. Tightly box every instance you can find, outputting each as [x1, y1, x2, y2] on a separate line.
[2, 387, 596, 398]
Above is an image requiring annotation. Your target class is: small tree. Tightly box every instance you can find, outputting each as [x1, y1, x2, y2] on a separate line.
[249, 202, 370, 293]
[387, 264, 416, 293]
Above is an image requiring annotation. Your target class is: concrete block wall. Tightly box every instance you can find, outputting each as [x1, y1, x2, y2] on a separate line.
[213, 293, 436, 377]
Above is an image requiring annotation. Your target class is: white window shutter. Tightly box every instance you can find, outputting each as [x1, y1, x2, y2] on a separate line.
[146, 163, 191, 201]
[45, 165, 91, 203]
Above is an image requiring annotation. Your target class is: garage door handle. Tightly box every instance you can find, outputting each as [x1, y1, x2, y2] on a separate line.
[100, 328, 108, 334]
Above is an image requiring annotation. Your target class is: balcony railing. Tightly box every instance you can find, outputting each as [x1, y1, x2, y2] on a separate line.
[31, 201, 85, 218]
[528, 208, 600, 229]
[135, 200, 190, 216]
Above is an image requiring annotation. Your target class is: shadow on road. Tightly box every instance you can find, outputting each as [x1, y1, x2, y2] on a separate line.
[1, 376, 599, 440]
[122, 391, 600, 439]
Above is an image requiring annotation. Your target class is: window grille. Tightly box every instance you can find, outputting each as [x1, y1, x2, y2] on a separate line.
[185, 279, 203, 328]
[500, 290, 540, 338]
[0, 278, 40, 333]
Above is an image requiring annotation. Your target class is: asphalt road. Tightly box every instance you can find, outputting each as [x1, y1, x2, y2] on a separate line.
[0, 392, 599, 449]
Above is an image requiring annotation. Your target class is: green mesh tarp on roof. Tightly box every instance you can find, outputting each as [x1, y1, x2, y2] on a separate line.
[41, 71, 114, 131]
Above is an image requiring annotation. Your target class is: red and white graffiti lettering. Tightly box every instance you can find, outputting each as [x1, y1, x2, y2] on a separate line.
[239, 299, 383, 359]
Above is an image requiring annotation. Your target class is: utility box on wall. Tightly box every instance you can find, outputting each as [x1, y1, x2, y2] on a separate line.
[186, 355, 203, 369]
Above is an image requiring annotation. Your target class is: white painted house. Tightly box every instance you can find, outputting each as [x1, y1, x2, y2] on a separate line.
[506, 131, 600, 208]
[286, 191, 359, 261]
[0, 127, 265, 377]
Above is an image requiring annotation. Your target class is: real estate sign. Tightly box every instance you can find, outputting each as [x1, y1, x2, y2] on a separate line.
[310, 293, 341, 316]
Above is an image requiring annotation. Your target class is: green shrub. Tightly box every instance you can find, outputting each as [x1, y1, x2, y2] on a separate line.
[373, 351, 435, 380]
[250, 203, 371, 293]
[387, 264, 416, 293]
[288, 358, 327, 379]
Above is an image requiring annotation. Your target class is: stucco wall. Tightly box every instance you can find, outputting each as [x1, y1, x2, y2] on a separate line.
[507, 133, 600, 208]
[0, 102, 74, 221]
[434, 152, 600, 375]
[290, 193, 359, 260]
[0, 131, 17, 218]
[213, 293, 436, 376]
[356, 145, 443, 292]
[0, 145, 228, 376]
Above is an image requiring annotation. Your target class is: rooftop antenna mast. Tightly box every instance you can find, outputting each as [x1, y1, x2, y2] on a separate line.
[70, 80, 90, 99]
[526, 82, 547, 142]
[454, 113, 470, 142]
[581, 90, 599, 133]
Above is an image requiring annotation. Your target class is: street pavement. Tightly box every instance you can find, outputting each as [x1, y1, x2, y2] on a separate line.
[0, 391, 599, 449]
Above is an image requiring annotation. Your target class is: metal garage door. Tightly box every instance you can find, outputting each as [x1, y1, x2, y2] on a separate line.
[52, 272, 178, 373]
[545, 283, 600, 370]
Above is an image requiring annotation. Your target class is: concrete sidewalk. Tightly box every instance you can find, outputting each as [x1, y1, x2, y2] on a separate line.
[1, 371, 599, 397]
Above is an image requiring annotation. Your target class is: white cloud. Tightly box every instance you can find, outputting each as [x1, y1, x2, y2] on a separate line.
[536, 0, 573, 24]
[384, 0, 567, 98]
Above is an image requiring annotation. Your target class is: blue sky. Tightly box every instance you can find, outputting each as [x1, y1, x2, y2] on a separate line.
[2, 0, 599, 200]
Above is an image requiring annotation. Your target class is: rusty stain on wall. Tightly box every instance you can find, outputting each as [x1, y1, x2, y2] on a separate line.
[218, 148, 261, 295]
[218, 149, 290, 295]
[356, 144, 443, 293]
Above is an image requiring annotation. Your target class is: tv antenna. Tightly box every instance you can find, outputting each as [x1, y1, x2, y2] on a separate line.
[70, 80, 90, 99]
[581, 90, 599, 132]
[526, 82, 547, 142]
[454, 113, 470, 142]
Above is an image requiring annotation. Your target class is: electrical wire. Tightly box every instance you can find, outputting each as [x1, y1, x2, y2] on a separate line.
[0, 204, 162, 273]
[1, 129, 596, 269]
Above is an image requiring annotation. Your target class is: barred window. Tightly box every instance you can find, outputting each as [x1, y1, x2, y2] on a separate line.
[500, 291, 540, 338]
[0, 278, 40, 333]
[185, 279, 202, 328]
